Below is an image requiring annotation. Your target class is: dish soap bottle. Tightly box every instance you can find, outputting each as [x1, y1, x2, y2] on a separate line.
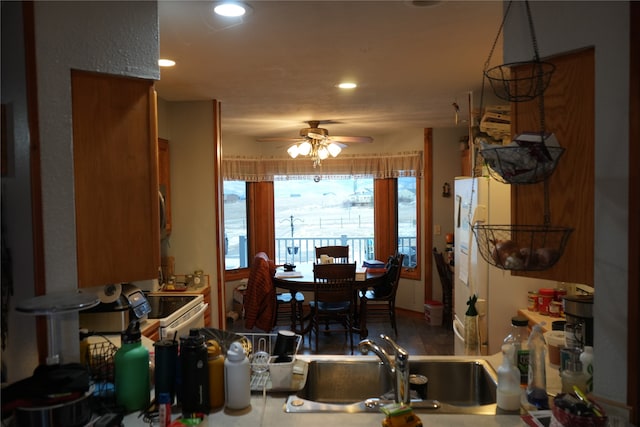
[526, 324, 549, 409]
[497, 343, 522, 411]
[580, 345, 594, 392]
[503, 316, 530, 387]
[114, 321, 150, 412]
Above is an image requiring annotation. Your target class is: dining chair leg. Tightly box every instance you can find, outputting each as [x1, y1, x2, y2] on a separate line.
[359, 299, 369, 339]
[390, 302, 398, 337]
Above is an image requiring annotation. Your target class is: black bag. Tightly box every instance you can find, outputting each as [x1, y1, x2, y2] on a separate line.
[373, 256, 399, 297]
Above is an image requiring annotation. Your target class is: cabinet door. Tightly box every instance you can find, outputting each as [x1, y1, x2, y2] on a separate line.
[511, 49, 595, 286]
[158, 138, 171, 235]
[72, 71, 160, 288]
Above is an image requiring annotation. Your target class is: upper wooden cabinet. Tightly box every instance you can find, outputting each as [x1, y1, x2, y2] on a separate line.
[510, 49, 595, 286]
[72, 70, 160, 288]
[158, 138, 171, 235]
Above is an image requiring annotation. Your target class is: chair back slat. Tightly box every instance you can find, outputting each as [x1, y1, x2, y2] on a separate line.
[313, 263, 357, 302]
[315, 245, 350, 263]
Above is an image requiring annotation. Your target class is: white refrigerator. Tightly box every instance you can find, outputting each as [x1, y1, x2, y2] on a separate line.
[452, 176, 552, 356]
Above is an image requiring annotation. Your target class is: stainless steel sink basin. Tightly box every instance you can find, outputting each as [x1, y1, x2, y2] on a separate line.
[285, 357, 499, 414]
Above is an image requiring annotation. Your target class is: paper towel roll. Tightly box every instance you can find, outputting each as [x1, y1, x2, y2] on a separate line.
[96, 283, 122, 304]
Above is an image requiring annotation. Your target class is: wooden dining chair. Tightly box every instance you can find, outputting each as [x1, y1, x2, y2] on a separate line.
[358, 253, 404, 337]
[275, 290, 305, 331]
[314, 245, 350, 263]
[432, 247, 453, 329]
[309, 262, 357, 354]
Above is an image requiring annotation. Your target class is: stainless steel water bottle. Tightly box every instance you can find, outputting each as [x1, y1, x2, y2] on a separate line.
[179, 329, 210, 415]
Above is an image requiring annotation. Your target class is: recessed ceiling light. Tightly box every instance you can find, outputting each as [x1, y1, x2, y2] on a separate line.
[338, 82, 357, 89]
[158, 59, 176, 67]
[214, 2, 247, 17]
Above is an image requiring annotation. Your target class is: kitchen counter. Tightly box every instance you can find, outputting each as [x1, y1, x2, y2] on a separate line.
[122, 353, 564, 427]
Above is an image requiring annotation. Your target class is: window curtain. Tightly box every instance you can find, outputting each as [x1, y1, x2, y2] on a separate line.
[222, 151, 423, 182]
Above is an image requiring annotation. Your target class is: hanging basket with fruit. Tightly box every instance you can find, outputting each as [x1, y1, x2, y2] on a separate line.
[473, 224, 572, 271]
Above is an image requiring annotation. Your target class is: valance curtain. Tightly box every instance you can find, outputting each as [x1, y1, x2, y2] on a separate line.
[222, 151, 423, 182]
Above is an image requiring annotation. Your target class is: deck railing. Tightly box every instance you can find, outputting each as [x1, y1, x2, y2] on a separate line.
[226, 235, 417, 269]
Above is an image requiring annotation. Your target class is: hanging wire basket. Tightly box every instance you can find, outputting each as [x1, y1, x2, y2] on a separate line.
[481, 1, 555, 103]
[484, 60, 555, 102]
[479, 132, 565, 184]
[473, 224, 573, 271]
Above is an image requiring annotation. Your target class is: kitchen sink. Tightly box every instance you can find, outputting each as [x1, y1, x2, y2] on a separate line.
[284, 357, 499, 414]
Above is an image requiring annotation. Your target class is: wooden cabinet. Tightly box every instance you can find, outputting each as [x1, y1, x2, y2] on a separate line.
[72, 70, 160, 288]
[202, 287, 212, 327]
[158, 138, 171, 235]
[510, 49, 595, 286]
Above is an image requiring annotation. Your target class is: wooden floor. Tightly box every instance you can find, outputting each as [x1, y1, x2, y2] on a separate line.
[226, 308, 454, 356]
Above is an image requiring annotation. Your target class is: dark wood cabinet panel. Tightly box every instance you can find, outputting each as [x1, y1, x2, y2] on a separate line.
[511, 48, 595, 286]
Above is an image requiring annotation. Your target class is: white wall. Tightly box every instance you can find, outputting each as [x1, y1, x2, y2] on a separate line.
[503, 0, 629, 406]
[158, 100, 221, 326]
[1, 1, 159, 382]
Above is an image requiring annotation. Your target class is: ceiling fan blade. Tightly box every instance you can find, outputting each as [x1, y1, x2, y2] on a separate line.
[329, 135, 374, 144]
[256, 137, 306, 143]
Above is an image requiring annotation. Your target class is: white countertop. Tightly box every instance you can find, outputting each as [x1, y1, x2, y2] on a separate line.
[121, 352, 566, 427]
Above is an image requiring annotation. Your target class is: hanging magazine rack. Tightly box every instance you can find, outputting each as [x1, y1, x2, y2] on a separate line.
[478, 0, 564, 186]
[472, 1, 572, 271]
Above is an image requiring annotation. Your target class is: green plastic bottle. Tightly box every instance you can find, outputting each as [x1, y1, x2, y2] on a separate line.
[115, 321, 150, 412]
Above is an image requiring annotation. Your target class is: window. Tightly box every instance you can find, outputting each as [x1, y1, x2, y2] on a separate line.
[224, 176, 420, 281]
[223, 181, 249, 270]
[274, 177, 375, 265]
[221, 150, 423, 280]
[398, 176, 418, 269]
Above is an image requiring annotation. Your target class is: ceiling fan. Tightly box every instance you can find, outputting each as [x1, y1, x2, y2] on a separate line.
[256, 121, 373, 167]
[256, 120, 374, 145]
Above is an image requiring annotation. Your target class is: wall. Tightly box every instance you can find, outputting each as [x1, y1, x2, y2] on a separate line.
[1, 2, 39, 382]
[431, 127, 467, 303]
[503, 0, 629, 406]
[157, 100, 221, 326]
[1, 2, 159, 382]
[162, 111, 465, 316]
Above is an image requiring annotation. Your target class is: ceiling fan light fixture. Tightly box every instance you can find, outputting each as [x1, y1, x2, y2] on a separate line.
[298, 141, 312, 156]
[317, 146, 329, 160]
[338, 82, 357, 89]
[327, 143, 342, 157]
[287, 145, 300, 158]
[213, 2, 247, 17]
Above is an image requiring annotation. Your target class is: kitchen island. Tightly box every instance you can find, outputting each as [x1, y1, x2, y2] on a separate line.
[122, 353, 563, 427]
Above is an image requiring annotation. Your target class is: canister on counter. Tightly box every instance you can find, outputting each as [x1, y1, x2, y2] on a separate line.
[538, 288, 555, 315]
[527, 291, 539, 312]
[549, 301, 562, 317]
[554, 287, 567, 316]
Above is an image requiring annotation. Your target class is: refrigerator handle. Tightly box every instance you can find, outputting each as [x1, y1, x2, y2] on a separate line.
[453, 316, 465, 342]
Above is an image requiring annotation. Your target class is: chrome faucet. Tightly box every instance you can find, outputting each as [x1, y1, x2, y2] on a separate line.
[358, 334, 410, 404]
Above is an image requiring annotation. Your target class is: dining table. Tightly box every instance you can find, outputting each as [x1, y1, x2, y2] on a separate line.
[272, 263, 386, 340]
